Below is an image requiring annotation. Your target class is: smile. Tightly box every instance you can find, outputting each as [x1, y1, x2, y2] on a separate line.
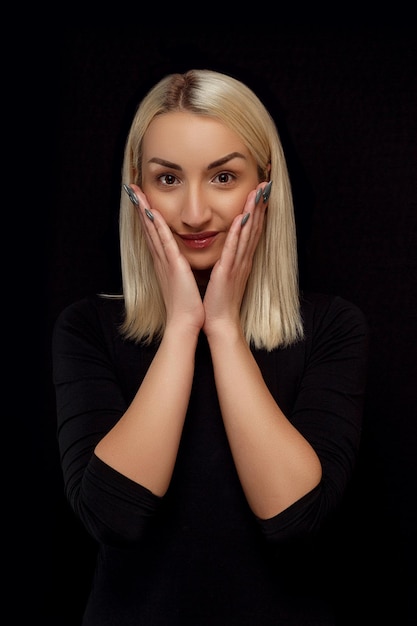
[178, 232, 218, 249]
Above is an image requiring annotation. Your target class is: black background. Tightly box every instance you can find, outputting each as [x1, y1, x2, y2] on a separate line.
[42, 28, 416, 624]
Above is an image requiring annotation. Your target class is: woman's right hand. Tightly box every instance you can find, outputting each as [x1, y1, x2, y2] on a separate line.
[130, 185, 205, 337]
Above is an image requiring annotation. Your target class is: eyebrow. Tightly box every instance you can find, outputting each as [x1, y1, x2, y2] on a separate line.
[147, 152, 247, 171]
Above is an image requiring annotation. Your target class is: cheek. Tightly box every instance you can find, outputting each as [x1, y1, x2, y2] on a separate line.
[214, 189, 250, 219]
[144, 189, 179, 221]
[217, 199, 241, 222]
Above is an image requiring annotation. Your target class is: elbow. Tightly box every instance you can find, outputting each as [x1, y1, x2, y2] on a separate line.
[254, 454, 323, 521]
[256, 483, 325, 545]
[74, 497, 158, 546]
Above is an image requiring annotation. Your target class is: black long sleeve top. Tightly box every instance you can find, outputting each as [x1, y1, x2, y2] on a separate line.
[52, 291, 368, 625]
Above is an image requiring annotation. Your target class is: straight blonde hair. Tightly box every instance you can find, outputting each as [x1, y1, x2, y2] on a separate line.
[118, 69, 304, 350]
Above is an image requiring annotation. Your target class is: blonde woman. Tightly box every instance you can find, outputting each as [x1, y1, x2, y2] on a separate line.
[53, 69, 368, 625]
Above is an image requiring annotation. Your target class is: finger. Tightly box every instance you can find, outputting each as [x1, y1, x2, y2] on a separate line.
[243, 182, 269, 242]
[216, 188, 257, 268]
[151, 211, 183, 263]
[223, 184, 268, 269]
[129, 185, 182, 264]
[235, 185, 267, 251]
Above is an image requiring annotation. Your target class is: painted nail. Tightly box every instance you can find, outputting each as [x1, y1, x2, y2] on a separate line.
[145, 208, 154, 222]
[123, 183, 139, 206]
[262, 181, 273, 203]
[255, 188, 263, 205]
[241, 212, 250, 226]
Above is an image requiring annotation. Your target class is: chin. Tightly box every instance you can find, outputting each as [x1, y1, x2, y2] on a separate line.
[184, 248, 219, 268]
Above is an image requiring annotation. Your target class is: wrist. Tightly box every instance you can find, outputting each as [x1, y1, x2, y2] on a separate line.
[205, 320, 245, 348]
[164, 322, 201, 345]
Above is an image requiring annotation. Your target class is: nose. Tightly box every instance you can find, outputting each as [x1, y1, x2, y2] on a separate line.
[180, 185, 212, 229]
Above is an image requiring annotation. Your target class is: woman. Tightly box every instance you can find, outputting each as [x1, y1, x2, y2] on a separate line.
[52, 69, 368, 624]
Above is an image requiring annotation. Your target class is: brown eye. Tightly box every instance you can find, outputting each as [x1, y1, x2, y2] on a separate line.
[215, 172, 234, 184]
[159, 174, 177, 185]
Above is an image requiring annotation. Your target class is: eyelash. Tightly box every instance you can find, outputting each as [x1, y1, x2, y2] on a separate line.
[157, 173, 178, 186]
[156, 171, 237, 186]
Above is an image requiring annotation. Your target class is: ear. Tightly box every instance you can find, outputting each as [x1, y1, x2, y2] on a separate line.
[266, 162, 271, 180]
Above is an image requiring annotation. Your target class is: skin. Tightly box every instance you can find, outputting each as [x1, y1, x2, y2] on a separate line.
[95, 112, 322, 519]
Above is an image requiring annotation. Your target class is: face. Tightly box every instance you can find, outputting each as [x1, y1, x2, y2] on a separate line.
[141, 111, 260, 280]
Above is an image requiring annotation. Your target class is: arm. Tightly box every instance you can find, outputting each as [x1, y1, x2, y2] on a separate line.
[94, 324, 198, 496]
[207, 326, 322, 520]
[53, 294, 201, 541]
[203, 191, 367, 523]
[203, 188, 320, 519]
[95, 190, 204, 495]
[208, 295, 368, 527]
[53, 186, 205, 542]
[52, 297, 169, 544]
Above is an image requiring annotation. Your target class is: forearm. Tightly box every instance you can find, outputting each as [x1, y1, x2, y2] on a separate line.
[95, 327, 198, 496]
[207, 327, 322, 520]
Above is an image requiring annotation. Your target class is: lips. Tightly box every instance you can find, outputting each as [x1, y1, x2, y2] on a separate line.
[178, 232, 218, 249]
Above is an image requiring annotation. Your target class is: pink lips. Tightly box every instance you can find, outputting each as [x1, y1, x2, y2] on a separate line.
[178, 232, 218, 249]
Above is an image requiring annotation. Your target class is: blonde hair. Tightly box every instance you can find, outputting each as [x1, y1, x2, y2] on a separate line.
[118, 69, 304, 350]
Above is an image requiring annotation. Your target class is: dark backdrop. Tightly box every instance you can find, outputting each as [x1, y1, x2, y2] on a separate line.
[42, 28, 416, 624]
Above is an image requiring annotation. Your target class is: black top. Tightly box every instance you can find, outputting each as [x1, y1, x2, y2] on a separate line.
[52, 292, 368, 625]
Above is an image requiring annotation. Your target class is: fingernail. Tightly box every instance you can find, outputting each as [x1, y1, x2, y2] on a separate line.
[123, 183, 139, 206]
[145, 208, 154, 222]
[262, 181, 273, 203]
[241, 212, 250, 226]
[255, 188, 263, 205]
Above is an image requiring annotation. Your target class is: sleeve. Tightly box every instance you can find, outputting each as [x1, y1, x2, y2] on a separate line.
[257, 295, 369, 543]
[51, 298, 162, 546]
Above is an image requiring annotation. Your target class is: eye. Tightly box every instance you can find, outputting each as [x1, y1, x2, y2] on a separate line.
[158, 173, 179, 186]
[213, 172, 236, 184]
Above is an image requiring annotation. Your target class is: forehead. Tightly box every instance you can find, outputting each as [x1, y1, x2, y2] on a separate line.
[142, 111, 250, 160]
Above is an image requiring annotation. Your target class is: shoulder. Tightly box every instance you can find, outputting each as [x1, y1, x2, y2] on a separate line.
[300, 291, 369, 340]
[53, 294, 125, 342]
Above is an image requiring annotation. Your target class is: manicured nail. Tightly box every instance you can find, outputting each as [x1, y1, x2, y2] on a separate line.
[262, 181, 273, 203]
[123, 183, 139, 206]
[145, 208, 154, 222]
[255, 188, 263, 205]
[241, 212, 250, 226]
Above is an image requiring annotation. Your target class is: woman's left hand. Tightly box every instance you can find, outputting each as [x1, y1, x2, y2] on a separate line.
[203, 183, 269, 339]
